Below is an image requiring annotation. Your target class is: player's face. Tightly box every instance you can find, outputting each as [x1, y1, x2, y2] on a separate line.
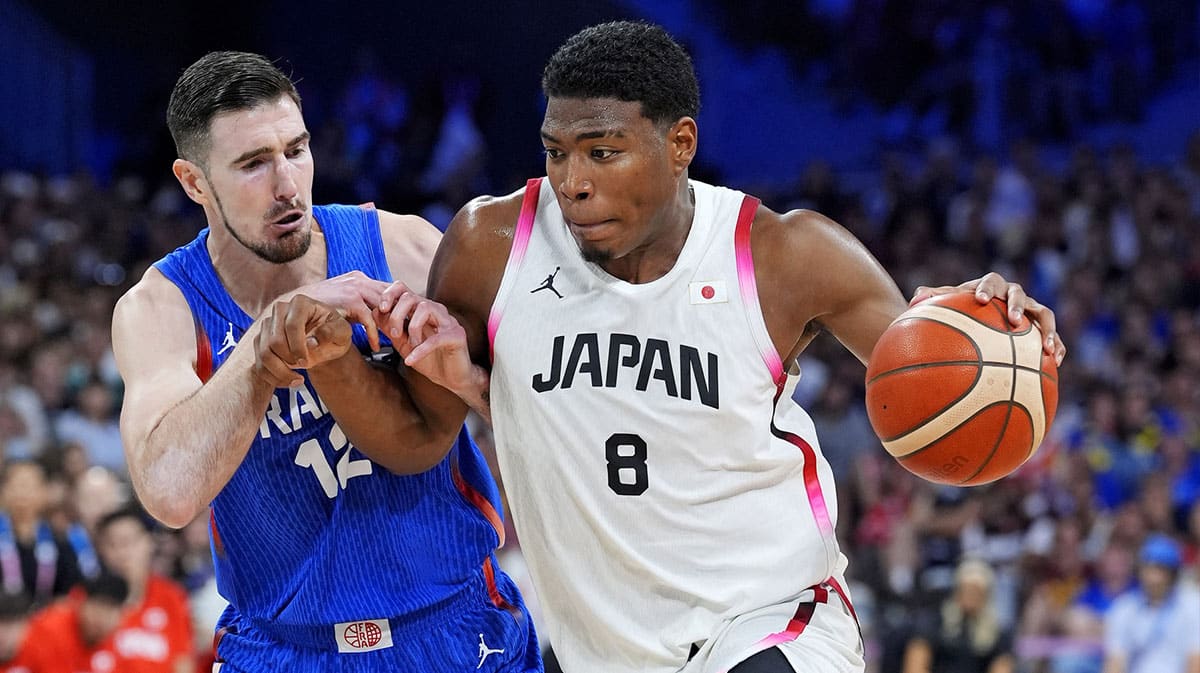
[541, 97, 693, 264]
[97, 518, 153, 582]
[197, 95, 314, 264]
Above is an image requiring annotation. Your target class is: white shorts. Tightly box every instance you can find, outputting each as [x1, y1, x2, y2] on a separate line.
[684, 578, 865, 673]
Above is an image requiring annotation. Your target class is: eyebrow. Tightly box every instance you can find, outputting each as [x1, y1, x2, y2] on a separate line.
[231, 131, 311, 166]
[541, 129, 625, 143]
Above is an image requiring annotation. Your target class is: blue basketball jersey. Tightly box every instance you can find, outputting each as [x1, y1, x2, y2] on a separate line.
[153, 205, 508, 648]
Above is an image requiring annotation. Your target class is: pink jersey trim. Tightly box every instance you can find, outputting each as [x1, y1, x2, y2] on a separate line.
[732, 195, 785, 387]
[487, 178, 542, 362]
[771, 414, 837, 539]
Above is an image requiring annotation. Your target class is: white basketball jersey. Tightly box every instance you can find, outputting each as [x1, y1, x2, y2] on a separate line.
[488, 179, 844, 672]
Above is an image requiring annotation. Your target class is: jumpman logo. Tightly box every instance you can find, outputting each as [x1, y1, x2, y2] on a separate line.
[477, 633, 505, 668]
[216, 323, 237, 355]
[530, 266, 563, 299]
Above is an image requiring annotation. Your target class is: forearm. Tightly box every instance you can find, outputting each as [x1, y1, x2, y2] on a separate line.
[307, 350, 469, 473]
[447, 363, 491, 424]
[133, 343, 274, 528]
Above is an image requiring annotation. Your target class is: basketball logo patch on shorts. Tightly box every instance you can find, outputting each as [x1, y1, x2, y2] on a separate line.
[335, 619, 394, 653]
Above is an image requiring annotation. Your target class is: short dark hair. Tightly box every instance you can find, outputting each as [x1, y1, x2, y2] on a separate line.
[79, 572, 129, 605]
[95, 504, 152, 539]
[542, 21, 700, 127]
[167, 50, 301, 164]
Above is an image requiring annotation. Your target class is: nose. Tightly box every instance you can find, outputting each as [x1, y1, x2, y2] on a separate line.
[273, 155, 299, 202]
[558, 156, 592, 202]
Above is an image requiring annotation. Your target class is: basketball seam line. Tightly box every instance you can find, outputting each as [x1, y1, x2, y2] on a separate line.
[899, 301, 1036, 336]
[866, 360, 1055, 385]
[955, 302, 1020, 485]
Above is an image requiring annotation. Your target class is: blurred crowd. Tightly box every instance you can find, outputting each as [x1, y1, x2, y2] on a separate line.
[708, 0, 1197, 145]
[1, 45, 1199, 672]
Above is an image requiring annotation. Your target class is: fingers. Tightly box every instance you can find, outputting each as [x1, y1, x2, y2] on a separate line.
[255, 295, 355, 387]
[378, 281, 413, 313]
[254, 313, 303, 388]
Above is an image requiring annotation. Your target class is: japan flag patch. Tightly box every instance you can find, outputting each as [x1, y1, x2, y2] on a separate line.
[689, 281, 728, 305]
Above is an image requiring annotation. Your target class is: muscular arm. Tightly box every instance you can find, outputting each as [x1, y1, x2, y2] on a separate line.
[751, 207, 908, 365]
[113, 269, 275, 529]
[424, 192, 523, 414]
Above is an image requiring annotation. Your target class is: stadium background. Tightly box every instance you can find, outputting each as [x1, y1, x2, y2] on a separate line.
[1, 0, 1198, 671]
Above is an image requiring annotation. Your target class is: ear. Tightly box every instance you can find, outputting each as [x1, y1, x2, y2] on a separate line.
[667, 117, 698, 176]
[172, 159, 210, 205]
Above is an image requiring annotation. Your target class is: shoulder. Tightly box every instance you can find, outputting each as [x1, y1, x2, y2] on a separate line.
[752, 205, 864, 263]
[113, 267, 190, 331]
[448, 187, 528, 243]
[112, 267, 197, 371]
[375, 209, 441, 250]
[1106, 592, 1142, 620]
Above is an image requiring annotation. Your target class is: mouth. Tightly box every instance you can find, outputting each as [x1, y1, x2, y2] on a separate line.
[565, 217, 616, 240]
[269, 209, 306, 231]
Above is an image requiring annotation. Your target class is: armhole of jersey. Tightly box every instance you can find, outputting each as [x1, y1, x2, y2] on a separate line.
[733, 195, 785, 389]
[357, 203, 392, 282]
[486, 178, 542, 363]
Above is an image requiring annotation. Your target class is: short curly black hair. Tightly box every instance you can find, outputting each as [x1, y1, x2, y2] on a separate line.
[542, 21, 700, 127]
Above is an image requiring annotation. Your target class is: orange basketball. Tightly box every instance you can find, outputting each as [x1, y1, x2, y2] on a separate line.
[864, 292, 1058, 486]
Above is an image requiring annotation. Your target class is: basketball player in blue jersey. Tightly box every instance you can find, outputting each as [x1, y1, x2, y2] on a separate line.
[110, 51, 538, 672]
[359, 21, 1071, 673]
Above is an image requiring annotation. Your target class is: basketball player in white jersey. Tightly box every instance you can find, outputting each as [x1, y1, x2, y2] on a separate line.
[295, 20, 1068, 673]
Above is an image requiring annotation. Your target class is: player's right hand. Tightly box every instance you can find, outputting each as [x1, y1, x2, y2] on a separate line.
[254, 295, 353, 388]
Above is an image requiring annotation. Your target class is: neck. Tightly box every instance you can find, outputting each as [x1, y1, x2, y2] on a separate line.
[600, 179, 694, 284]
[9, 516, 38, 543]
[126, 573, 148, 605]
[206, 226, 327, 318]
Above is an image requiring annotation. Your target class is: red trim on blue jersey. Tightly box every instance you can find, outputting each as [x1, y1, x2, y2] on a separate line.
[195, 321, 213, 383]
[452, 466, 506, 547]
[358, 202, 376, 210]
[209, 510, 226, 558]
[482, 557, 512, 611]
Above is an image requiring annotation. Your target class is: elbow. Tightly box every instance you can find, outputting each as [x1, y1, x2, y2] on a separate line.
[374, 432, 457, 476]
[136, 488, 202, 530]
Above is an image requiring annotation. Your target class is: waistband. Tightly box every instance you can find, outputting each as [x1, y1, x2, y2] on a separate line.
[216, 558, 518, 652]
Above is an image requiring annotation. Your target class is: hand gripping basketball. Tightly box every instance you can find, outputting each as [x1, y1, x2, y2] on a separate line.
[865, 292, 1059, 486]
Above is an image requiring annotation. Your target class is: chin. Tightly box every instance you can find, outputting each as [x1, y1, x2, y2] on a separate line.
[580, 245, 613, 265]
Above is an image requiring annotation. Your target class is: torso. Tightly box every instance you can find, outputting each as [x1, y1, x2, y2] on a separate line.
[484, 178, 844, 672]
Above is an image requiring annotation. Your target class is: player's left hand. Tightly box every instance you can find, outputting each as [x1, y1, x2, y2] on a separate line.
[375, 282, 481, 396]
[910, 272, 1066, 366]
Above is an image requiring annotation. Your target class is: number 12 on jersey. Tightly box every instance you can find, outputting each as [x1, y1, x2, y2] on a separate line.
[294, 423, 373, 498]
[606, 433, 648, 496]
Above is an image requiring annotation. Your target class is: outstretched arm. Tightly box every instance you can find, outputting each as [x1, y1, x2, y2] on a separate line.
[751, 207, 1066, 369]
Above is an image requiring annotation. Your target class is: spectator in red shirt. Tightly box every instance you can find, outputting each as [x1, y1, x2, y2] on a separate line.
[94, 507, 194, 673]
[18, 572, 128, 673]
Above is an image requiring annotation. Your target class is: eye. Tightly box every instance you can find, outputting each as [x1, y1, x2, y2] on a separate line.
[543, 148, 563, 160]
[286, 146, 306, 159]
[242, 160, 262, 171]
[590, 149, 617, 160]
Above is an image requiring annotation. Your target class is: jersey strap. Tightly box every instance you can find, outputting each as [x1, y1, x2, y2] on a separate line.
[732, 195, 784, 390]
[487, 178, 543, 362]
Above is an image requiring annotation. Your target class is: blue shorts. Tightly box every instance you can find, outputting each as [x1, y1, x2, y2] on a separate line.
[212, 562, 541, 672]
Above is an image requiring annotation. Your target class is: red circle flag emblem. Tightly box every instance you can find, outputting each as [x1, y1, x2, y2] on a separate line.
[343, 621, 383, 648]
[701, 285, 715, 299]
